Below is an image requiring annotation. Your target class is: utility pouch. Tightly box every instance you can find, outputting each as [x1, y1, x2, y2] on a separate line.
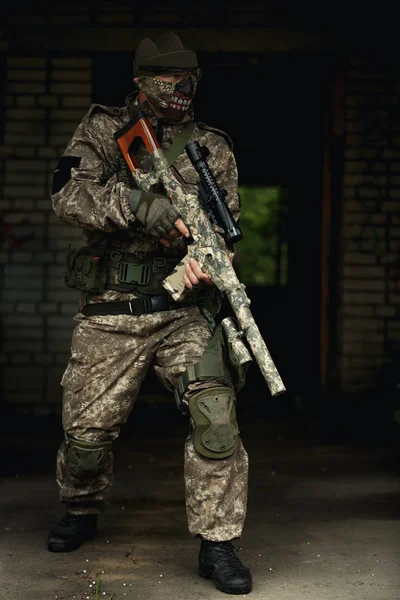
[106, 252, 181, 295]
[64, 246, 108, 294]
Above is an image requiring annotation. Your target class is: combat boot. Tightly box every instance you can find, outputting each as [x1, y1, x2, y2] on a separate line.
[47, 512, 98, 552]
[199, 539, 253, 594]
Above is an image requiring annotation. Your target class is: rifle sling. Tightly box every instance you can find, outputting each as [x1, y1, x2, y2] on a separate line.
[163, 121, 195, 166]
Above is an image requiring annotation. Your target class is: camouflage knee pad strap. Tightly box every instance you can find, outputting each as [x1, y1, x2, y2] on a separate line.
[65, 434, 112, 479]
[188, 386, 239, 459]
[174, 323, 234, 414]
[174, 321, 251, 416]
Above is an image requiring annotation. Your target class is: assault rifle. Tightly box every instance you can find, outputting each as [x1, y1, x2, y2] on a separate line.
[114, 113, 286, 397]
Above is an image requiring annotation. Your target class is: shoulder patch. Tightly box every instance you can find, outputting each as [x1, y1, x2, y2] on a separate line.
[196, 121, 233, 150]
[52, 156, 81, 195]
[88, 103, 122, 119]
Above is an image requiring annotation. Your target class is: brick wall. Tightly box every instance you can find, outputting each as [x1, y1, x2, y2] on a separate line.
[340, 58, 400, 394]
[1, 56, 92, 415]
[1, 6, 399, 413]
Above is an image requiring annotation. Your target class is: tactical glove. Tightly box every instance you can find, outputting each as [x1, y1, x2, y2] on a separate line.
[129, 189, 181, 238]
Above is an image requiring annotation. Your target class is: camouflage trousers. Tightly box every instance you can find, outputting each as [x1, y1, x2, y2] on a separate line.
[56, 305, 249, 542]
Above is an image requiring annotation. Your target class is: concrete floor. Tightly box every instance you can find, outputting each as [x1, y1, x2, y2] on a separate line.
[1, 399, 399, 600]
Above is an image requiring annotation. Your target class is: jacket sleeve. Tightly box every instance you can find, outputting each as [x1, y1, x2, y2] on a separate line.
[206, 134, 241, 258]
[211, 138, 241, 225]
[51, 108, 135, 232]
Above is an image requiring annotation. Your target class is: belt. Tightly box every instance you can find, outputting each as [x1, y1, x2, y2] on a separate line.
[81, 295, 191, 316]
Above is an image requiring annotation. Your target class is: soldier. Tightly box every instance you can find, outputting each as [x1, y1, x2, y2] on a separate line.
[47, 30, 252, 595]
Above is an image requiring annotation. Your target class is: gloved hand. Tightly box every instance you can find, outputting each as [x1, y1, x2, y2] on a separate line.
[129, 189, 182, 239]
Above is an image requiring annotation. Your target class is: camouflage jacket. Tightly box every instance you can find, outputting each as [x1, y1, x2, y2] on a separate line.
[51, 94, 240, 304]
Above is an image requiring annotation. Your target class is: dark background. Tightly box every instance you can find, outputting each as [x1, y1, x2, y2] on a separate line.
[0, 13, 399, 600]
[1, 4, 399, 459]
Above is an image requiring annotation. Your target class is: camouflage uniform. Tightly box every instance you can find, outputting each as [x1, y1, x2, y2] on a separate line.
[52, 93, 249, 542]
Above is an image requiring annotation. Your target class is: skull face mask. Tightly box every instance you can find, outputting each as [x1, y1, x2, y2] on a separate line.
[137, 72, 198, 122]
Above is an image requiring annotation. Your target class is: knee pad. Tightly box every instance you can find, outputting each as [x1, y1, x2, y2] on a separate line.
[188, 386, 239, 459]
[65, 434, 112, 479]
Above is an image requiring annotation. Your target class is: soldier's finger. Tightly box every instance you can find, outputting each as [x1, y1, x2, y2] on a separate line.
[202, 273, 213, 285]
[184, 274, 192, 290]
[166, 228, 181, 238]
[174, 218, 191, 238]
[185, 263, 200, 286]
[159, 237, 171, 247]
[189, 258, 206, 280]
[188, 258, 213, 285]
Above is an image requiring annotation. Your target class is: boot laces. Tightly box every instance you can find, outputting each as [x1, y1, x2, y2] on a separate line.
[57, 513, 94, 535]
[204, 541, 248, 571]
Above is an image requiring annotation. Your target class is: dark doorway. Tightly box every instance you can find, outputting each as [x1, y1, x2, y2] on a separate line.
[92, 51, 335, 411]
